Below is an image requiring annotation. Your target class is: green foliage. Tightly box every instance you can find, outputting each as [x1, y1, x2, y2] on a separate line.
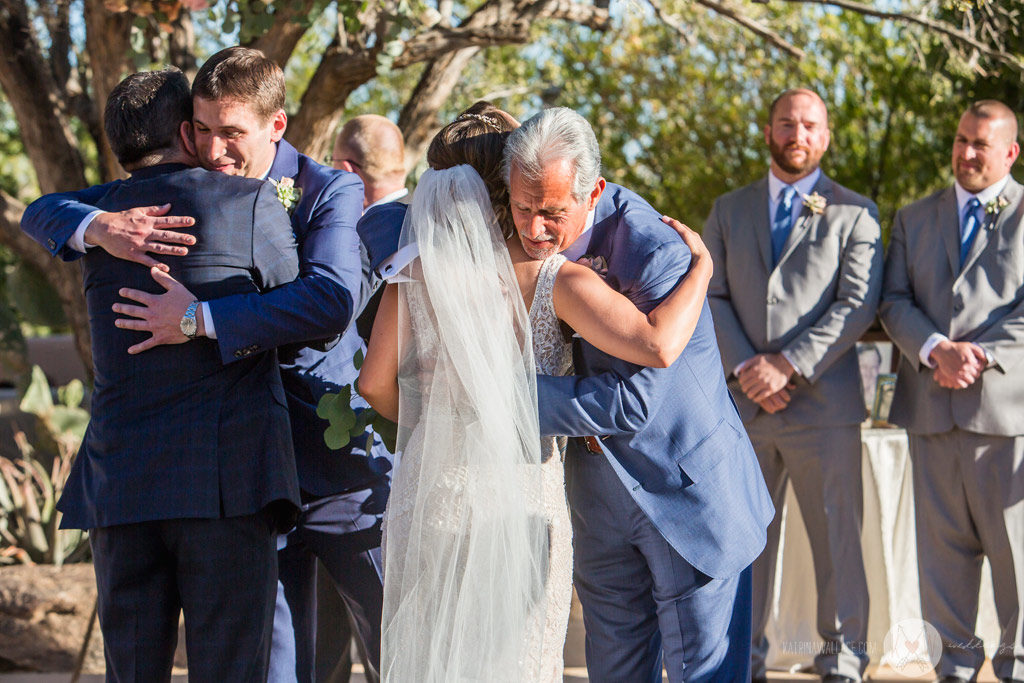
[4, 260, 69, 331]
[317, 349, 398, 453]
[515, 4, 963, 238]
[0, 366, 90, 565]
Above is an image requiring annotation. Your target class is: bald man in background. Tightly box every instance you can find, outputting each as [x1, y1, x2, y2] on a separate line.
[880, 100, 1024, 682]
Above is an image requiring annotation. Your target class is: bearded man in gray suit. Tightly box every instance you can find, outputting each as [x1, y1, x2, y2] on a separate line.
[880, 100, 1024, 683]
[704, 88, 882, 682]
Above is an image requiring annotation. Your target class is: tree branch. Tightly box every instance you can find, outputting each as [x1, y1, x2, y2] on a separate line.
[0, 192, 92, 374]
[687, 0, 806, 59]
[248, 0, 316, 67]
[779, 0, 1024, 72]
[398, 46, 482, 171]
[83, 0, 133, 182]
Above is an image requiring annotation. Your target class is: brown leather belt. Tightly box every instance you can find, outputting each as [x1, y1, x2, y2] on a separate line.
[574, 435, 603, 454]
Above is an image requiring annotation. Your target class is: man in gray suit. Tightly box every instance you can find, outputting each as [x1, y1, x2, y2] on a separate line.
[880, 100, 1024, 683]
[704, 88, 882, 682]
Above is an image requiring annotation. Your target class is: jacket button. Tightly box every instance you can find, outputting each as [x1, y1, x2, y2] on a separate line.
[47, 239, 56, 250]
[234, 350, 244, 358]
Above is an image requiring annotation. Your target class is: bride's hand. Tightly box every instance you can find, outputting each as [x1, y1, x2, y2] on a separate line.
[661, 215, 712, 274]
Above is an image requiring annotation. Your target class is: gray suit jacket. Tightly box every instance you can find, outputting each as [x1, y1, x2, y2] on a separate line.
[704, 174, 883, 425]
[879, 178, 1024, 437]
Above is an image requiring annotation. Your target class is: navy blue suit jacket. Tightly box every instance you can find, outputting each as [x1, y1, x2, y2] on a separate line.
[32, 164, 302, 529]
[536, 183, 775, 579]
[22, 141, 393, 498]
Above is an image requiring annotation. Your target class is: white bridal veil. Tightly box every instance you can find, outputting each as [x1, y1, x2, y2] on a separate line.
[380, 165, 548, 681]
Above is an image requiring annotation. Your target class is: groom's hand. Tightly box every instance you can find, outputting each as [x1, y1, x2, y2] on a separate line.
[112, 266, 203, 354]
[85, 204, 196, 270]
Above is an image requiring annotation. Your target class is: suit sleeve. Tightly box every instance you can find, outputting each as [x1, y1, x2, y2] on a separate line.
[207, 172, 364, 364]
[781, 205, 883, 382]
[21, 183, 117, 261]
[972, 283, 1024, 374]
[250, 183, 301, 290]
[537, 240, 692, 437]
[878, 209, 941, 370]
[704, 198, 758, 375]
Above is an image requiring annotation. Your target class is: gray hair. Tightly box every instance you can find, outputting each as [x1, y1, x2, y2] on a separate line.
[502, 107, 602, 203]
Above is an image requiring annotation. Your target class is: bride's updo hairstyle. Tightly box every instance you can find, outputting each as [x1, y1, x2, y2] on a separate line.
[427, 101, 519, 239]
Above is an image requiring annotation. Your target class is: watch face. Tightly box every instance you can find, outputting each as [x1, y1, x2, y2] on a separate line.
[180, 316, 197, 338]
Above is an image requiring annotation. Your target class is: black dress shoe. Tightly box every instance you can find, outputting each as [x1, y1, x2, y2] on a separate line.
[934, 677, 969, 683]
[821, 676, 857, 683]
[751, 678, 768, 683]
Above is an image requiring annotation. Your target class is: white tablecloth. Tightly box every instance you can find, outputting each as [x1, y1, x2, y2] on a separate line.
[764, 427, 1000, 670]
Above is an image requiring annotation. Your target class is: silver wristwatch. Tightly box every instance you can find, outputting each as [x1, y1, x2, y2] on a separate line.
[180, 300, 200, 339]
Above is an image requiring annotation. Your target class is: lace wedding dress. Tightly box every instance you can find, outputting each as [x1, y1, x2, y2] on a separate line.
[380, 166, 572, 682]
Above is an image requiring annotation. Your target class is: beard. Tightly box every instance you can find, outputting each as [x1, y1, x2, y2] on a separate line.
[769, 137, 821, 176]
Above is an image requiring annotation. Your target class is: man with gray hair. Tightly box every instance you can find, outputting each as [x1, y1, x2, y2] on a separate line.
[505, 107, 774, 680]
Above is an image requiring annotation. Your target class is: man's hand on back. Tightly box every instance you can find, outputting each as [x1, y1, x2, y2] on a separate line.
[85, 204, 196, 270]
[113, 267, 203, 354]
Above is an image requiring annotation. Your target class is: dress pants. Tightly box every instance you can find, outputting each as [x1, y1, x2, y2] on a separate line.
[746, 420, 869, 680]
[566, 448, 752, 683]
[910, 429, 1024, 681]
[90, 512, 278, 683]
[269, 482, 386, 682]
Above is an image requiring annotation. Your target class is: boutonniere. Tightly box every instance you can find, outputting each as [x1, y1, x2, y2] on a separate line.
[577, 254, 608, 278]
[269, 176, 302, 213]
[801, 191, 827, 215]
[985, 195, 1009, 216]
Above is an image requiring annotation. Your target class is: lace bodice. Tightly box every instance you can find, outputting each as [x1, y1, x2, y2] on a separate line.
[529, 254, 573, 377]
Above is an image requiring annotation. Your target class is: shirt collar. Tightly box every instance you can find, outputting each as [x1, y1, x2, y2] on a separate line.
[954, 175, 1010, 214]
[561, 208, 598, 262]
[364, 187, 409, 213]
[768, 167, 821, 204]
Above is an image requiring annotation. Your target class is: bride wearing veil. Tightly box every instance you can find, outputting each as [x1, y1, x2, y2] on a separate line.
[359, 103, 711, 682]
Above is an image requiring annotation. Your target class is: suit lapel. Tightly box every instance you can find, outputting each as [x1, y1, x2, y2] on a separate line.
[268, 139, 300, 181]
[747, 178, 773, 273]
[960, 178, 1023, 276]
[776, 174, 832, 267]
[935, 187, 961, 277]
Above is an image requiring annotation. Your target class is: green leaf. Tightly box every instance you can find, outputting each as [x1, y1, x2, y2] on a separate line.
[19, 366, 53, 416]
[57, 379, 84, 410]
[48, 406, 89, 442]
[371, 413, 398, 454]
[324, 423, 351, 450]
[353, 348, 364, 370]
[316, 392, 338, 420]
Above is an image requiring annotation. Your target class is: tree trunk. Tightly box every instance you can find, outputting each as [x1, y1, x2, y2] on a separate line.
[83, 0, 133, 183]
[399, 47, 482, 171]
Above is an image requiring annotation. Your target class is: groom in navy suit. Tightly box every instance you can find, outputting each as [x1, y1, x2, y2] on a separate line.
[28, 68, 302, 681]
[21, 48, 388, 681]
[503, 108, 774, 681]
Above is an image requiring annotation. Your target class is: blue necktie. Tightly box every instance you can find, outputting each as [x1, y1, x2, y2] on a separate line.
[771, 185, 797, 266]
[960, 197, 982, 269]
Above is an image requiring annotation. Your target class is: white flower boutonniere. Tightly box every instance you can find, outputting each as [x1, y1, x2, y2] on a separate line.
[577, 254, 608, 278]
[985, 195, 1009, 216]
[270, 176, 302, 213]
[801, 191, 827, 215]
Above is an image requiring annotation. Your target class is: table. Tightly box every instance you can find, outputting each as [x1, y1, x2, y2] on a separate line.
[763, 427, 1000, 670]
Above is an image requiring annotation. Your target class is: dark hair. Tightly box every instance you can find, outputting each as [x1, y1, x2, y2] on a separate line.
[192, 46, 285, 121]
[427, 101, 519, 239]
[104, 68, 192, 170]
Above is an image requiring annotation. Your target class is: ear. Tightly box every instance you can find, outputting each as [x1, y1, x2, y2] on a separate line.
[1009, 141, 1020, 166]
[588, 177, 606, 210]
[763, 124, 772, 147]
[270, 110, 287, 143]
[180, 121, 197, 156]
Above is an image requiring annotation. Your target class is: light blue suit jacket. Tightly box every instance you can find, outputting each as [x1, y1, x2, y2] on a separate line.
[537, 183, 774, 579]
